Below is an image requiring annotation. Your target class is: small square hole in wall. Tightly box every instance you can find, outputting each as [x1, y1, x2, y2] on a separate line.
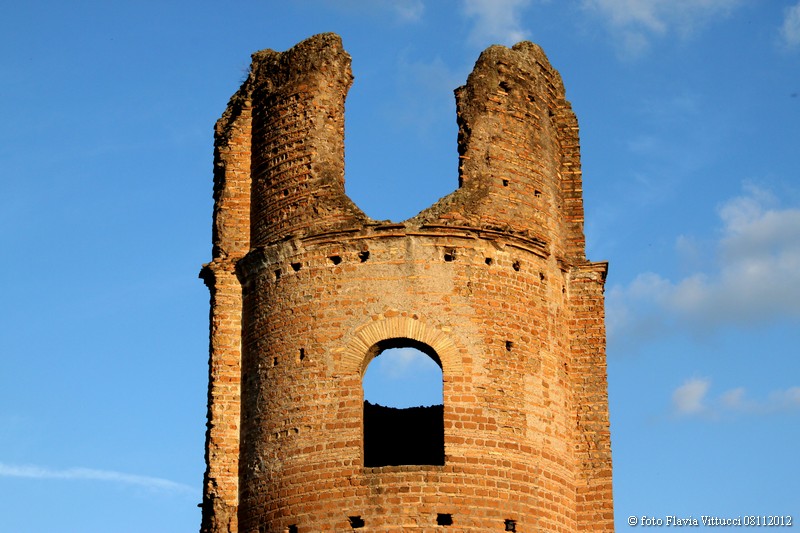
[358, 250, 370, 262]
[512, 261, 521, 272]
[485, 257, 493, 266]
[506, 340, 513, 352]
[274, 269, 282, 280]
[505, 518, 517, 532]
[291, 262, 301, 272]
[329, 255, 342, 265]
[437, 513, 453, 526]
[444, 249, 456, 262]
[287, 525, 298, 533]
[348, 516, 365, 529]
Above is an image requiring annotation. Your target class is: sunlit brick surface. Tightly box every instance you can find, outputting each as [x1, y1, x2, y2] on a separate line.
[201, 33, 613, 533]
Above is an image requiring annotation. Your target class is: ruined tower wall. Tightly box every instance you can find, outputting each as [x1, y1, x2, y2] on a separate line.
[201, 33, 613, 533]
[414, 42, 586, 264]
[247, 36, 367, 246]
[200, 89, 252, 533]
[569, 264, 614, 526]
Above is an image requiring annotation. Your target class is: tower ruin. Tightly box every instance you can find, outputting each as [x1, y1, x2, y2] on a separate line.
[200, 33, 613, 532]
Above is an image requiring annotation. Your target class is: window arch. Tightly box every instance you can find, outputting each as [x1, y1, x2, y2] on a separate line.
[362, 339, 444, 467]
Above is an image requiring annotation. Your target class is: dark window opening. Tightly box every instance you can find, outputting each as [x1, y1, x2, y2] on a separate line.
[348, 516, 365, 529]
[291, 262, 301, 272]
[363, 342, 444, 467]
[437, 513, 453, 526]
[499, 81, 510, 93]
[329, 255, 342, 265]
[299, 348, 305, 361]
[443, 249, 456, 262]
[274, 269, 282, 280]
[485, 257, 493, 266]
[287, 525, 298, 533]
[358, 250, 370, 262]
[505, 519, 517, 531]
[505, 340, 513, 352]
[512, 260, 521, 271]
[502, 179, 509, 187]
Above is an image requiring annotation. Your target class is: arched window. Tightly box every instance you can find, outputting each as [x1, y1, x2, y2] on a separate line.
[362, 340, 444, 467]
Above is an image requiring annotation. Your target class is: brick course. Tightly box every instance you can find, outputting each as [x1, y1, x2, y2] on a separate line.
[200, 33, 613, 533]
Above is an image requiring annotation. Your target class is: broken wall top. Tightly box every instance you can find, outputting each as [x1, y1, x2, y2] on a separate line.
[212, 33, 587, 264]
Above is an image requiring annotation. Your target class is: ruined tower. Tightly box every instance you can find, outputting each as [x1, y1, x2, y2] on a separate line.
[200, 33, 612, 532]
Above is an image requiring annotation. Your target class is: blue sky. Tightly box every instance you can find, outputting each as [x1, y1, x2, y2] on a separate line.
[1, 1, 798, 531]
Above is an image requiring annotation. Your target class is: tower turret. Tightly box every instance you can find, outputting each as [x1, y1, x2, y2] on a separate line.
[201, 33, 613, 533]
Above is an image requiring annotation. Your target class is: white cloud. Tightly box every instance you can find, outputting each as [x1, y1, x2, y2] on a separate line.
[391, 0, 425, 23]
[374, 347, 437, 378]
[325, 0, 424, 23]
[719, 386, 746, 409]
[767, 386, 800, 410]
[672, 378, 710, 415]
[607, 184, 800, 343]
[582, 0, 743, 57]
[781, 2, 800, 48]
[0, 462, 194, 494]
[463, 0, 532, 46]
[672, 381, 800, 418]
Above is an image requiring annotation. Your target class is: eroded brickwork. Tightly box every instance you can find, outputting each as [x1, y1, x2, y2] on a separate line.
[201, 33, 613, 533]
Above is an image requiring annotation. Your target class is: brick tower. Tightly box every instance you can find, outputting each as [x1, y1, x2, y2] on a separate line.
[200, 33, 613, 533]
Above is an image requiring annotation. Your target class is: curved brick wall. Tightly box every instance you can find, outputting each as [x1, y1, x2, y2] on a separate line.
[201, 33, 613, 533]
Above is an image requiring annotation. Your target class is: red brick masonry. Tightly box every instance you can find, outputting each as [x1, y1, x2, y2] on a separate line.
[200, 33, 613, 533]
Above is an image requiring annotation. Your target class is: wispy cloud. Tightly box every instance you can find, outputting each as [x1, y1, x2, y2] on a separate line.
[608, 184, 800, 345]
[463, 0, 532, 47]
[390, 0, 425, 23]
[582, 0, 744, 57]
[672, 379, 800, 418]
[373, 347, 437, 379]
[672, 378, 711, 415]
[324, 0, 424, 24]
[0, 462, 194, 494]
[780, 1, 800, 48]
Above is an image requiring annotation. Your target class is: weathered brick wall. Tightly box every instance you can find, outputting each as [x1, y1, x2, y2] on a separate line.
[200, 83, 252, 533]
[201, 33, 613, 533]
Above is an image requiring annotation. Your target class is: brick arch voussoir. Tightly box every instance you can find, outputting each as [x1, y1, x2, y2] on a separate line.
[340, 315, 462, 377]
